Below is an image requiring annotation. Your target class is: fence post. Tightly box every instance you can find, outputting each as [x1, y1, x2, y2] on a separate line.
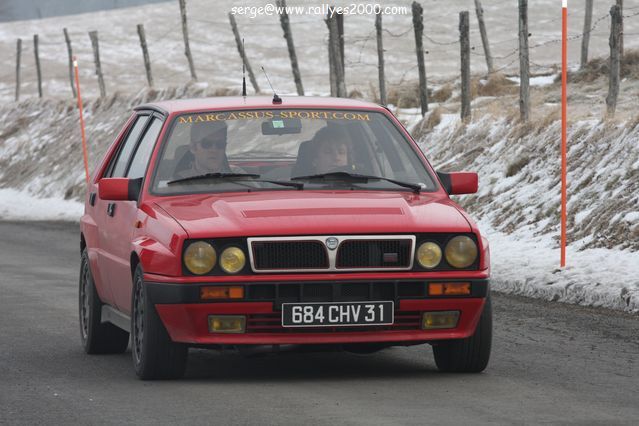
[326, 13, 346, 97]
[580, 0, 593, 69]
[89, 30, 106, 98]
[607, 5, 622, 116]
[617, 0, 623, 61]
[518, 0, 530, 122]
[460, 11, 471, 122]
[474, 0, 493, 74]
[375, 12, 386, 106]
[34, 34, 42, 98]
[336, 11, 345, 78]
[63, 28, 77, 98]
[137, 24, 154, 88]
[276, 0, 304, 96]
[15, 38, 21, 101]
[228, 14, 260, 94]
[412, 1, 428, 115]
[178, 0, 197, 81]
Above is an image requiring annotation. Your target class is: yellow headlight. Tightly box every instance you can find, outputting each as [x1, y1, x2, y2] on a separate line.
[184, 241, 216, 275]
[444, 236, 478, 268]
[416, 242, 442, 269]
[219, 247, 246, 274]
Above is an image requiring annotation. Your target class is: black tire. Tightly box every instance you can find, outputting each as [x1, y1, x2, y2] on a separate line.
[79, 249, 129, 354]
[131, 264, 188, 380]
[432, 294, 492, 373]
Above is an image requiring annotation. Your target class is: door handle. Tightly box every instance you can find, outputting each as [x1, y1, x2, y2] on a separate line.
[89, 192, 97, 206]
[106, 203, 116, 217]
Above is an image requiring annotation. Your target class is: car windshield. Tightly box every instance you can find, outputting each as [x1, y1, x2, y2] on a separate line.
[151, 109, 436, 195]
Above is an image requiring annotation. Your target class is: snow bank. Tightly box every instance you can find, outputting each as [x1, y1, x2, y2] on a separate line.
[0, 188, 83, 221]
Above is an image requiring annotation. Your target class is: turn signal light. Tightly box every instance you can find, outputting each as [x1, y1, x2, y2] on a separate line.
[208, 315, 246, 333]
[428, 282, 471, 296]
[422, 311, 460, 329]
[200, 286, 244, 300]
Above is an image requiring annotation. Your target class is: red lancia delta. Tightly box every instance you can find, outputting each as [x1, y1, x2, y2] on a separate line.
[79, 96, 491, 379]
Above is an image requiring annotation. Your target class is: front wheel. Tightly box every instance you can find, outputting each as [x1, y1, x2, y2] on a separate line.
[79, 249, 129, 354]
[432, 294, 492, 373]
[131, 264, 188, 380]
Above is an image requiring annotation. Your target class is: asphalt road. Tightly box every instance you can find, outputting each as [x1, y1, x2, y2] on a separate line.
[1, 221, 638, 425]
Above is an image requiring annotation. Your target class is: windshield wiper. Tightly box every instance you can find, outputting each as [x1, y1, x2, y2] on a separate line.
[167, 172, 260, 185]
[167, 172, 303, 190]
[291, 171, 422, 193]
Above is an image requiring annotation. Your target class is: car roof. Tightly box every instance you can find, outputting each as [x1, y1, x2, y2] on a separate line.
[135, 96, 387, 115]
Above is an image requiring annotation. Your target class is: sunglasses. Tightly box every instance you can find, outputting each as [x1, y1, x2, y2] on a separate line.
[197, 139, 227, 149]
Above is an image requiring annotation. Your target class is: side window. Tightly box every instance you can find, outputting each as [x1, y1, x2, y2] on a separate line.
[126, 118, 163, 179]
[109, 116, 149, 178]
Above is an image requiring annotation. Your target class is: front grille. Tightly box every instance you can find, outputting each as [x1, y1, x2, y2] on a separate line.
[246, 311, 422, 333]
[245, 281, 426, 308]
[252, 241, 328, 270]
[248, 235, 415, 272]
[336, 239, 412, 268]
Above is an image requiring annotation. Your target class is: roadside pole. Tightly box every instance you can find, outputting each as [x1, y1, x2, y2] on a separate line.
[561, 0, 568, 267]
[73, 57, 90, 185]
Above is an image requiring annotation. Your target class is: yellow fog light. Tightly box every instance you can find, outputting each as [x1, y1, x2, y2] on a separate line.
[422, 311, 460, 329]
[208, 315, 246, 334]
[416, 242, 442, 269]
[444, 236, 478, 268]
[184, 241, 216, 275]
[219, 247, 246, 274]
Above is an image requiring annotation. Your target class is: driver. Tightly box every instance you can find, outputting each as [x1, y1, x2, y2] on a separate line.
[176, 120, 242, 178]
[310, 125, 352, 173]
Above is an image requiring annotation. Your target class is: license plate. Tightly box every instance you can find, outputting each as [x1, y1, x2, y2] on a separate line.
[281, 301, 394, 327]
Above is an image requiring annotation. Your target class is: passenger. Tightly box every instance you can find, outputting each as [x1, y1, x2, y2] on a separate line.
[310, 125, 352, 173]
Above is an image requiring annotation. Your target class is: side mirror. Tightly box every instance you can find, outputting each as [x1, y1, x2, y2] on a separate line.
[98, 177, 142, 201]
[437, 171, 478, 195]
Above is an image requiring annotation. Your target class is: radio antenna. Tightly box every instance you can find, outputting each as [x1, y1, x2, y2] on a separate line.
[261, 66, 281, 104]
[242, 38, 247, 97]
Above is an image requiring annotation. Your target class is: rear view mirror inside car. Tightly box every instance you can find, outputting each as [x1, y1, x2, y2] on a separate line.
[261, 118, 302, 135]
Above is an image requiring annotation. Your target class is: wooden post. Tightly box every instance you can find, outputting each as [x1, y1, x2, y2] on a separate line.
[33, 34, 42, 98]
[607, 5, 622, 116]
[336, 11, 345, 77]
[137, 24, 154, 88]
[63, 28, 76, 98]
[326, 13, 346, 97]
[89, 30, 106, 98]
[327, 12, 337, 96]
[375, 12, 386, 106]
[15, 38, 21, 101]
[412, 2, 428, 115]
[518, 0, 530, 122]
[276, 0, 304, 96]
[178, 0, 197, 81]
[580, 0, 593, 69]
[474, 0, 493, 74]
[460, 11, 471, 122]
[617, 0, 624, 61]
[228, 14, 260, 94]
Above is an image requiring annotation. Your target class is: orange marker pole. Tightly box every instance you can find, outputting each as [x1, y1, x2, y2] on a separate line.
[561, 0, 568, 267]
[73, 56, 90, 185]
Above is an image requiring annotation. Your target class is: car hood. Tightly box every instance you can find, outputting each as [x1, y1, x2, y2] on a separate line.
[153, 191, 471, 239]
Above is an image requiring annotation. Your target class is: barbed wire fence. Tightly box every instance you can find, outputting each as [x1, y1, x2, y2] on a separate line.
[0, 0, 636, 119]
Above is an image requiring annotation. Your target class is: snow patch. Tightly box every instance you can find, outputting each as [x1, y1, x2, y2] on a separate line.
[0, 189, 84, 221]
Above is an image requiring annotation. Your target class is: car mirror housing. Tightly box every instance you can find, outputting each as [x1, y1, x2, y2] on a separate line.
[437, 171, 478, 195]
[98, 177, 142, 201]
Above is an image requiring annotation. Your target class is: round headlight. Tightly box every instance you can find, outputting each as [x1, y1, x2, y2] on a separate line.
[184, 241, 216, 275]
[416, 242, 442, 269]
[220, 247, 246, 274]
[444, 236, 478, 268]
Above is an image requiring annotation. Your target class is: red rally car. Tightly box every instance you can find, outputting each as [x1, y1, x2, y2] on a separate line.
[79, 96, 491, 379]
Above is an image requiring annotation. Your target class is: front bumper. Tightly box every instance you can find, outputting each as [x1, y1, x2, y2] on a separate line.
[146, 278, 489, 345]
